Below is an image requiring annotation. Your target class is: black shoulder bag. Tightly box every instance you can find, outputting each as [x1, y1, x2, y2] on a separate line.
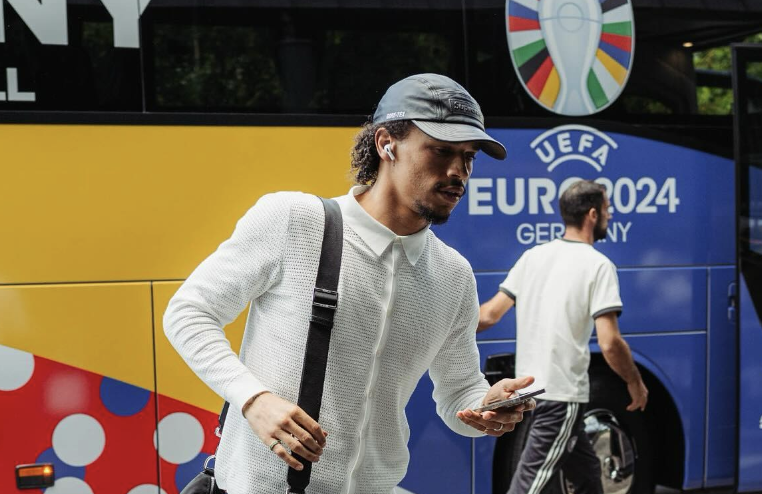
[180, 197, 343, 494]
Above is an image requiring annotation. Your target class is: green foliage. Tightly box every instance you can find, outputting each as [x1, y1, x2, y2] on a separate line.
[153, 25, 283, 110]
[621, 95, 672, 114]
[696, 86, 733, 114]
[693, 32, 762, 114]
[151, 23, 453, 112]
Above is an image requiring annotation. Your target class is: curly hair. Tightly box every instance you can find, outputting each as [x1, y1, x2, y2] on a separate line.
[350, 119, 413, 185]
[559, 180, 607, 228]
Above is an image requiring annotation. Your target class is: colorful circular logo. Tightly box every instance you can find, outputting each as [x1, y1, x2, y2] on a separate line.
[506, 0, 635, 116]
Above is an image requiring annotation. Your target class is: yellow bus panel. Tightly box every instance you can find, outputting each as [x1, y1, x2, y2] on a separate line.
[0, 283, 154, 390]
[0, 124, 355, 284]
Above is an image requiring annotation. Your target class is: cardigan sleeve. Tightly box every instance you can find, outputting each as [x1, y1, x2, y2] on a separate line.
[163, 192, 292, 414]
[429, 267, 491, 437]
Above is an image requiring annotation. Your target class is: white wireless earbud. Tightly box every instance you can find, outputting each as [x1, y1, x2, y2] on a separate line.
[384, 144, 396, 161]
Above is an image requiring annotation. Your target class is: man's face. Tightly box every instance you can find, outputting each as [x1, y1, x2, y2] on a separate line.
[593, 196, 611, 241]
[389, 127, 478, 225]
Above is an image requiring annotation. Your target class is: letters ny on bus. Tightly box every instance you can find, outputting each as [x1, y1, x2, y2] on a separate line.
[0, 0, 152, 102]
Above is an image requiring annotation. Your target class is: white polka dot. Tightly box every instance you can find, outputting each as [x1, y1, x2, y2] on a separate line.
[0, 345, 34, 391]
[52, 414, 105, 466]
[154, 412, 204, 464]
[126, 485, 168, 494]
[45, 477, 94, 494]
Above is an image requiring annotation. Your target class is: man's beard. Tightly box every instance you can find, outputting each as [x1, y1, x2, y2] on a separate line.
[414, 179, 466, 225]
[414, 200, 451, 225]
[593, 216, 607, 241]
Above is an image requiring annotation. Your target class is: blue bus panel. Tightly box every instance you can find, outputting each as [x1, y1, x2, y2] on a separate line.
[617, 268, 707, 334]
[401, 374, 472, 494]
[476, 267, 709, 341]
[623, 335, 708, 489]
[433, 126, 735, 270]
[424, 126, 735, 492]
[705, 267, 737, 487]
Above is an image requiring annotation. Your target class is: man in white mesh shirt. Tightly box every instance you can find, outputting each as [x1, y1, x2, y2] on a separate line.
[164, 73, 536, 494]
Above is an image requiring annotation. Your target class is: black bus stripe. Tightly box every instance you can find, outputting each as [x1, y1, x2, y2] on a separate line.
[518, 47, 550, 84]
[601, 0, 628, 14]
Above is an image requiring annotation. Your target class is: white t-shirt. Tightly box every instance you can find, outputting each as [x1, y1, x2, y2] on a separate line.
[499, 239, 622, 403]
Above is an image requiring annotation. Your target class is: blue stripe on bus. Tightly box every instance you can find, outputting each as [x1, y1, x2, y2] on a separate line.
[509, 1, 539, 20]
[600, 40, 631, 69]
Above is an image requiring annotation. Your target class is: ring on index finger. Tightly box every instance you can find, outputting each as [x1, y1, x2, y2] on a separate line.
[269, 439, 284, 451]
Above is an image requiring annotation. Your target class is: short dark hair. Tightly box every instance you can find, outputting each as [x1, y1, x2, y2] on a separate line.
[350, 118, 413, 186]
[559, 180, 607, 228]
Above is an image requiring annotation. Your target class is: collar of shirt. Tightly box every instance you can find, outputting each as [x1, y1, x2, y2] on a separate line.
[334, 185, 428, 266]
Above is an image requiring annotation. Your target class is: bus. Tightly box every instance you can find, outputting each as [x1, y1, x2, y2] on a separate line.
[0, 1, 760, 493]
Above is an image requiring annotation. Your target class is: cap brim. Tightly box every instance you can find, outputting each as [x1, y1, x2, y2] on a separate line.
[412, 120, 507, 160]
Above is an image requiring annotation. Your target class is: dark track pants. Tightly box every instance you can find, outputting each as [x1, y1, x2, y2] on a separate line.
[507, 400, 603, 494]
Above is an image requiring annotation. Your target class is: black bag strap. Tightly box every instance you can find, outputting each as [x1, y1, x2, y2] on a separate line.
[215, 197, 343, 494]
[287, 196, 343, 493]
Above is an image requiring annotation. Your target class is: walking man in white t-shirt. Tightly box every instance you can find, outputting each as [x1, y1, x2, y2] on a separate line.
[478, 180, 648, 494]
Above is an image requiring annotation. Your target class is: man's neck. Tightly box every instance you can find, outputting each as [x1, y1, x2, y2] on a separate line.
[563, 226, 594, 245]
[355, 184, 429, 236]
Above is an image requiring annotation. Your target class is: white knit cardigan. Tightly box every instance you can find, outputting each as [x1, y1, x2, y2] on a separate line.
[163, 189, 489, 494]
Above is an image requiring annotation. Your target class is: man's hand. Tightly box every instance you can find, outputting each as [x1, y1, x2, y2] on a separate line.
[243, 392, 328, 470]
[596, 313, 647, 412]
[626, 379, 648, 411]
[456, 376, 536, 436]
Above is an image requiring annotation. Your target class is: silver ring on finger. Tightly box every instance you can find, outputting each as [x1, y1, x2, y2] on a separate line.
[269, 439, 284, 451]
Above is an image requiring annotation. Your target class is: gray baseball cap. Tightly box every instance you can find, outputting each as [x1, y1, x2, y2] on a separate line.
[372, 73, 506, 160]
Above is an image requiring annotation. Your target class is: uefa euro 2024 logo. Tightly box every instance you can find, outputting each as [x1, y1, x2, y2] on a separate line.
[506, 0, 634, 116]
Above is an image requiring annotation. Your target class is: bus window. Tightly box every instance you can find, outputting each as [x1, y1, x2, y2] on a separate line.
[140, 1, 466, 114]
[464, 0, 703, 118]
[0, 2, 142, 111]
[464, 1, 757, 126]
[736, 49, 762, 273]
[694, 34, 762, 115]
[462, 0, 744, 154]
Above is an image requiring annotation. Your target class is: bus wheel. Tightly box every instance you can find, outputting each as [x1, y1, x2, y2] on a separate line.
[493, 374, 654, 494]
[568, 371, 655, 494]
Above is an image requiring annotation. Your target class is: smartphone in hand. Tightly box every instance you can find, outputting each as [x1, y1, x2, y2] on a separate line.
[473, 388, 545, 413]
